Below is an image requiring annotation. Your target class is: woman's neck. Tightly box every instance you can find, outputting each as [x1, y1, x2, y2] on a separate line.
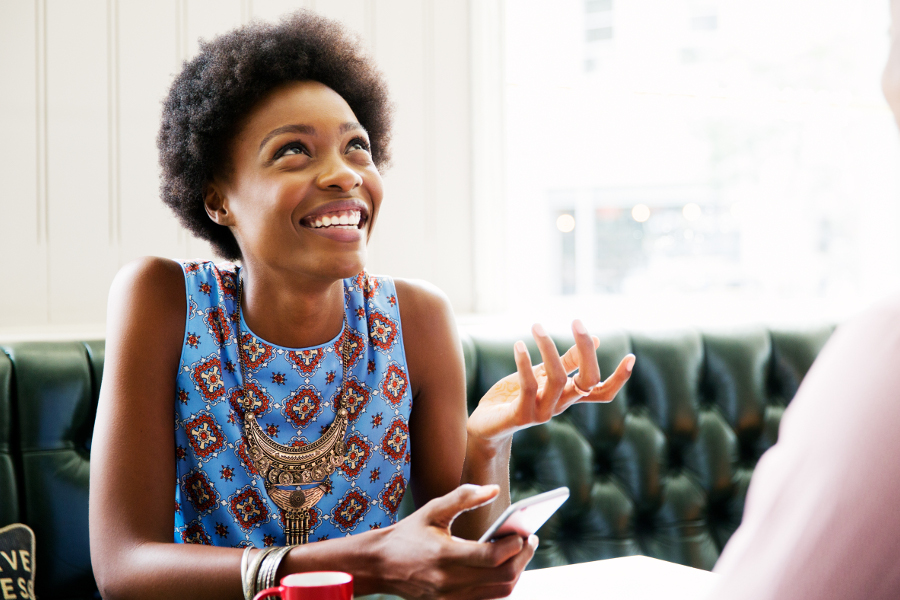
[237, 262, 348, 349]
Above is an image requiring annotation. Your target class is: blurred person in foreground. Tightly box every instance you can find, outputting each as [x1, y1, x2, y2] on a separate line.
[706, 2, 900, 597]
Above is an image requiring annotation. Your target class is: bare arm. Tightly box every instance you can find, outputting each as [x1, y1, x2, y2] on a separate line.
[89, 256, 248, 599]
[395, 279, 511, 538]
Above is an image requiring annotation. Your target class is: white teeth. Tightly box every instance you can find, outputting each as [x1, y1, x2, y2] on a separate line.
[307, 210, 363, 229]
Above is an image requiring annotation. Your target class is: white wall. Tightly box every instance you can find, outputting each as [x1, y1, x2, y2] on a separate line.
[0, 0, 495, 338]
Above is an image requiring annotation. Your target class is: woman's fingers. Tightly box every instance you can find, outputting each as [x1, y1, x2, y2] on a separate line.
[443, 531, 526, 568]
[584, 353, 635, 403]
[444, 535, 538, 599]
[422, 484, 500, 530]
[513, 341, 538, 424]
[531, 324, 567, 419]
[570, 320, 602, 394]
[558, 334, 599, 375]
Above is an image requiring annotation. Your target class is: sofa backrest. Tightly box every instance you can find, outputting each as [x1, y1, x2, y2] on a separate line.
[464, 325, 834, 570]
[0, 325, 833, 598]
[1, 342, 103, 600]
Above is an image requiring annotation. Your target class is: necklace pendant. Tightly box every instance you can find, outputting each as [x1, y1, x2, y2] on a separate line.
[284, 508, 310, 546]
[265, 482, 329, 545]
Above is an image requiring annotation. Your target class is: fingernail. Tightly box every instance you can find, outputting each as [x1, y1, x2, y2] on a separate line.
[528, 534, 539, 548]
[626, 354, 636, 372]
[533, 323, 547, 337]
[573, 319, 587, 335]
[515, 341, 527, 354]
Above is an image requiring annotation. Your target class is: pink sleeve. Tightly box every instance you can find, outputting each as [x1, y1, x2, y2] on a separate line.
[706, 298, 900, 600]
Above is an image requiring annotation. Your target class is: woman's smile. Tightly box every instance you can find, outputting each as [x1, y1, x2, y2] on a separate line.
[299, 198, 370, 242]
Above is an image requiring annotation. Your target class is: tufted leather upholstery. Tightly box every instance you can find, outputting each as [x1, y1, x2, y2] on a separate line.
[465, 325, 834, 570]
[0, 325, 832, 598]
[1, 342, 102, 599]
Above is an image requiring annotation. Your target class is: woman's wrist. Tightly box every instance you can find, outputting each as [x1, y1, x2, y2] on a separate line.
[275, 527, 390, 596]
[465, 425, 514, 462]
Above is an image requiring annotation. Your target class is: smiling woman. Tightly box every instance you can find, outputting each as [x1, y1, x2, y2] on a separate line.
[87, 10, 634, 600]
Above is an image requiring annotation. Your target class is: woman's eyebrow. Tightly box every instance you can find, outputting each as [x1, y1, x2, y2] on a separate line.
[258, 124, 315, 153]
[340, 122, 367, 135]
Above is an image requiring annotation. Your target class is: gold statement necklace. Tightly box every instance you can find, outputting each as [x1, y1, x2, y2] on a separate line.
[235, 274, 351, 545]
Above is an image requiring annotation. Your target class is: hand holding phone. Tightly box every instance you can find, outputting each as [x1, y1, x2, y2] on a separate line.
[478, 487, 569, 543]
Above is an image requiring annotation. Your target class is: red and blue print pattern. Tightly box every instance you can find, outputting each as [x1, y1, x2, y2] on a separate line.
[174, 261, 412, 548]
[331, 489, 372, 534]
[283, 386, 323, 428]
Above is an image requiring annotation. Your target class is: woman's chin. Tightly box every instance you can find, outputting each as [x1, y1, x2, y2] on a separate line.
[329, 253, 369, 280]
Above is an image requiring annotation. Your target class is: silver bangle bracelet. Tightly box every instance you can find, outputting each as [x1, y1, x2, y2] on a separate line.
[257, 546, 292, 594]
[240, 546, 253, 600]
[246, 547, 276, 599]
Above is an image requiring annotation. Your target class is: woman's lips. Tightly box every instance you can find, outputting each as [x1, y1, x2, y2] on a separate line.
[305, 209, 362, 229]
[300, 208, 367, 242]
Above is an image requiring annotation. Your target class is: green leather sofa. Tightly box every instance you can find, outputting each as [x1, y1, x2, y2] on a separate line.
[0, 325, 833, 599]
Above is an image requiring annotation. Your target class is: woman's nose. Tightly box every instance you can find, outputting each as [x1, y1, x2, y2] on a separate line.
[316, 153, 363, 191]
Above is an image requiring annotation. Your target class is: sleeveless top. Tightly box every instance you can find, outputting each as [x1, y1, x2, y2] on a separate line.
[172, 260, 413, 547]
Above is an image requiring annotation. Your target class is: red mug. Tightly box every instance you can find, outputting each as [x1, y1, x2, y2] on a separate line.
[252, 571, 353, 600]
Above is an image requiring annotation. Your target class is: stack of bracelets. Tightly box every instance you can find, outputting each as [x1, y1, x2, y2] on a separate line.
[241, 546, 293, 599]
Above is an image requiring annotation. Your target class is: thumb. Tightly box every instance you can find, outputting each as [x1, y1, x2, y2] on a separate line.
[422, 484, 500, 530]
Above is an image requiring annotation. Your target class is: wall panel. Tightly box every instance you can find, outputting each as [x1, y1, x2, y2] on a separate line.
[431, 0, 473, 310]
[252, 0, 314, 23]
[368, 0, 428, 281]
[45, 0, 118, 324]
[0, 1, 49, 327]
[118, 0, 184, 265]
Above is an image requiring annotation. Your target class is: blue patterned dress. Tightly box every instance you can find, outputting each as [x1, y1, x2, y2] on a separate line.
[173, 261, 412, 547]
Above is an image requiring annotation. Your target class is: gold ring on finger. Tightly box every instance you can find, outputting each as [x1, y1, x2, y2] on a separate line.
[572, 378, 594, 396]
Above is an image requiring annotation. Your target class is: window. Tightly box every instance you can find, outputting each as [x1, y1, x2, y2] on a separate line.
[503, 0, 898, 327]
[584, 0, 613, 72]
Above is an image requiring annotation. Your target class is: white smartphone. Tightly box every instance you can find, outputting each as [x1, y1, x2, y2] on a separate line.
[477, 486, 570, 543]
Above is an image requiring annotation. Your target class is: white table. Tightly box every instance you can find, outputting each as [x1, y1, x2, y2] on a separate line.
[507, 556, 719, 600]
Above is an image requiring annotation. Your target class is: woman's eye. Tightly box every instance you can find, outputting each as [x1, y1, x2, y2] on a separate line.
[347, 137, 371, 153]
[275, 142, 308, 159]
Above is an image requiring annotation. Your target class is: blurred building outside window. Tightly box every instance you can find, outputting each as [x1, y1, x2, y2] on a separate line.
[498, 0, 900, 331]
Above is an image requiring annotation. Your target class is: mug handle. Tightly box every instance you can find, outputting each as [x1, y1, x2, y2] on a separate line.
[252, 586, 285, 600]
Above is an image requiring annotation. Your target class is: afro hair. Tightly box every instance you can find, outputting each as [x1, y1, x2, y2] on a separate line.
[157, 10, 393, 260]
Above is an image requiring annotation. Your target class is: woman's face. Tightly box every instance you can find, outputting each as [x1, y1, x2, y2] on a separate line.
[209, 80, 383, 281]
[885, 0, 900, 128]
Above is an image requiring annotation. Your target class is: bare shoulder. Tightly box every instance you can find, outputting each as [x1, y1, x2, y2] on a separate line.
[106, 256, 186, 358]
[392, 278, 463, 394]
[110, 256, 184, 302]
[393, 277, 454, 329]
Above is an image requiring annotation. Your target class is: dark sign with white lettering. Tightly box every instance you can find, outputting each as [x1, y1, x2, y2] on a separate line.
[0, 525, 35, 600]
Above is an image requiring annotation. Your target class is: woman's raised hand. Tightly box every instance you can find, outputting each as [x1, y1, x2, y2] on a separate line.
[377, 484, 537, 600]
[468, 320, 635, 444]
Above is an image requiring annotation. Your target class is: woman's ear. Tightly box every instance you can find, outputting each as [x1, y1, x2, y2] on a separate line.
[204, 182, 234, 226]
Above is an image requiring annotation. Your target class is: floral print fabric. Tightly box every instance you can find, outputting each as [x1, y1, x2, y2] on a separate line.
[173, 261, 412, 547]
